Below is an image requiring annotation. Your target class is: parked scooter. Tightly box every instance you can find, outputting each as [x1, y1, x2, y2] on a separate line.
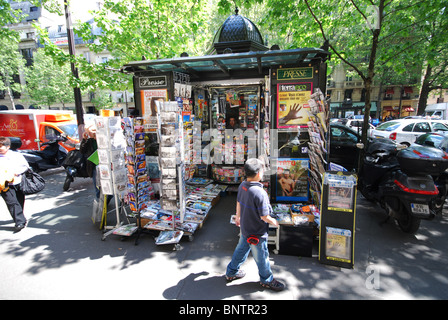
[62, 143, 90, 191]
[358, 138, 448, 234]
[413, 136, 448, 214]
[17, 135, 68, 173]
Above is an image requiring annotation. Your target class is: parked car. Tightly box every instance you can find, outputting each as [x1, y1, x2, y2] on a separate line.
[412, 132, 448, 214]
[329, 123, 363, 171]
[414, 132, 448, 151]
[370, 119, 448, 146]
[278, 123, 363, 171]
[333, 118, 375, 136]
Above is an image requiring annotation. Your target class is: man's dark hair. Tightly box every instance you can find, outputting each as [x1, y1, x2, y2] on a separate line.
[0, 137, 11, 147]
[244, 158, 264, 178]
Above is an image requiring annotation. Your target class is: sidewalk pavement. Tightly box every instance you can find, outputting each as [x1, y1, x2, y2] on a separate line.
[1, 168, 447, 301]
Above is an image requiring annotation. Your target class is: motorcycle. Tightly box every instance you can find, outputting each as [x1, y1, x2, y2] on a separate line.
[358, 138, 448, 234]
[17, 135, 68, 173]
[62, 143, 90, 191]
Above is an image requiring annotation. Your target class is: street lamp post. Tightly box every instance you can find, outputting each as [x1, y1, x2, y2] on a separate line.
[64, 0, 84, 137]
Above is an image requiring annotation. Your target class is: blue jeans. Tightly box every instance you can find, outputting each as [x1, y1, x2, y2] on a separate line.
[226, 235, 274, 284]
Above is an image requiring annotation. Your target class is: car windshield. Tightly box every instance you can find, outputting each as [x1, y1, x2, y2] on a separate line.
[376, 121, 401, 131]
[59, 123, 79, 139]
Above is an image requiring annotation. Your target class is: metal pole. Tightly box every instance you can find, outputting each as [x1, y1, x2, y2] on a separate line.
[64, 0, 84, 137]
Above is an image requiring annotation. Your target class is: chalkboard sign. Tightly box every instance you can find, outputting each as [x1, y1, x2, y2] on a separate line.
[319, 171, 357, 269]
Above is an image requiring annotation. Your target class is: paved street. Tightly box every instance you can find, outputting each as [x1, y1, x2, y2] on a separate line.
[1, 168, 448, 301]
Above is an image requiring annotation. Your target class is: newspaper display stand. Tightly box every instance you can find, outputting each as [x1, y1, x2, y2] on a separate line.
[319, 171, 357, 269]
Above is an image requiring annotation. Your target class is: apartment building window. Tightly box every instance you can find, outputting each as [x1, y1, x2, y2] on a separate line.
[384, 88, 394, 100]
[344, 89, 353, 101]
[360, 88, 366, 102]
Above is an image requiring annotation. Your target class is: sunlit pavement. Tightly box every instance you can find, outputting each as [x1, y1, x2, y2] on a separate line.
[1, 168, 447, 300]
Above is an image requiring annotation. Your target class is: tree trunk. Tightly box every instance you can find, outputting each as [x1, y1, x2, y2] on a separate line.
[4, 74, 16, 110]
[417, 63, 432, 114]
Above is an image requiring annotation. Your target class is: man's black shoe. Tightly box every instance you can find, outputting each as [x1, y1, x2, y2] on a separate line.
[14, 223, 26, 233]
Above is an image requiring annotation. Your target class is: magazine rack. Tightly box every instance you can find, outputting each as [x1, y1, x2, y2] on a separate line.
[131, 101, 187, 249]
[94, 116, 135, 241]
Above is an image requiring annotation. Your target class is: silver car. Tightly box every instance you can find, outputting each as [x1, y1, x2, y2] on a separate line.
[371, 119, 448, 146]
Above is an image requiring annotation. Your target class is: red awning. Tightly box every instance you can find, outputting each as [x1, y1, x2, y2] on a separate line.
[403, 107, 415, 112]
[404, 87, 413, 94]
[383, 106, 394, 111]
[386, 88, 394, 95]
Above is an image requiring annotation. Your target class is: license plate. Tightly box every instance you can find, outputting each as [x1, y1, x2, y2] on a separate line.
[411, 203, 430, 214]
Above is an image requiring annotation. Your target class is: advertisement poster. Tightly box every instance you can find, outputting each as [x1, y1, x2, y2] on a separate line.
[326, 174, 356, 212]
[325, 227, 352, 263]
[277, 82, 312, 129]
[141, 89, 168, 116]
[276, 158, 309, 201]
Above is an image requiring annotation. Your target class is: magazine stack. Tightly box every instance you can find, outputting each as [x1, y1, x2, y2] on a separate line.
[306, 88, 330, 207]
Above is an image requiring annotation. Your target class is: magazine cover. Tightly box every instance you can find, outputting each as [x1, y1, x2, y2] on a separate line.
[325, 227, 352, 263]
[277, 82, 312, 129]
[141, 89, 167, 116]
[275, 158, 309, 201]
[155, 230, 184, 245]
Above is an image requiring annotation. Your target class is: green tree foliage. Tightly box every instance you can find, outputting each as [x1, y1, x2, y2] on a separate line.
[0, 36, 25, 109]
[226, 0, 447, 139]
[24, 49, 74, 108]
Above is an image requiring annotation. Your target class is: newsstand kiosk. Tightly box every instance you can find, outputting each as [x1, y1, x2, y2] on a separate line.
[120, 9, 332, 252]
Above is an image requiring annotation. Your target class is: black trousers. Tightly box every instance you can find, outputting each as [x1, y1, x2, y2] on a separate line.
[1, 184, 26, 226]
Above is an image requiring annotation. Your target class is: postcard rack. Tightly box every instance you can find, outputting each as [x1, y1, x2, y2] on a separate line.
[94, 116, 136, 241]
[130, 101, 187, 249]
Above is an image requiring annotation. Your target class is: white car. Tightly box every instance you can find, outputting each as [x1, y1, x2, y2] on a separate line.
[371, 119, 448, 146]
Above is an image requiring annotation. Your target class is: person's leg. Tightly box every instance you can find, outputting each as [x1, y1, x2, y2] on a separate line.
[226, 235, 251, 279]
[92, 168, 100, 199]
[251, 238, 285, 291]
[250, 238, 274, 284]
[1, 185, 27, 227]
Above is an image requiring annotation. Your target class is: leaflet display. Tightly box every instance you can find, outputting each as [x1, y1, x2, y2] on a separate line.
[319, 171, 357, 269]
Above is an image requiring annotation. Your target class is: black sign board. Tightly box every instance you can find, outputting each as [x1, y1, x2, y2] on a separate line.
[139, 76, 167, 88]
[319, 171, 357, 269]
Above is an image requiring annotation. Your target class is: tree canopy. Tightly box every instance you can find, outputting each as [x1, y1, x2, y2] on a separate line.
[1, 0, 446, 114]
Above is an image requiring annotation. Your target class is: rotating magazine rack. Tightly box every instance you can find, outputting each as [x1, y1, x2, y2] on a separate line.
[93, 116, 134, 241]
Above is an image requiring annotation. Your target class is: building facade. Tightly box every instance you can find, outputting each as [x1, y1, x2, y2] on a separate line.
[328, 64, 419, 121]
[1, 0, 134, 113]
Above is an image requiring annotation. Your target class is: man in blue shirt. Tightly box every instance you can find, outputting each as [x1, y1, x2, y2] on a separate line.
[226, 158, 285, 291]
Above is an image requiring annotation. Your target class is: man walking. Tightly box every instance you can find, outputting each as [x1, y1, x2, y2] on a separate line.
[0, 137, 29, 232]
[226, 158, 285, 291]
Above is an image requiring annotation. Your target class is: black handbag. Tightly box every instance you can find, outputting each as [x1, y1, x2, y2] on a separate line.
[20, 169, 45, 195]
